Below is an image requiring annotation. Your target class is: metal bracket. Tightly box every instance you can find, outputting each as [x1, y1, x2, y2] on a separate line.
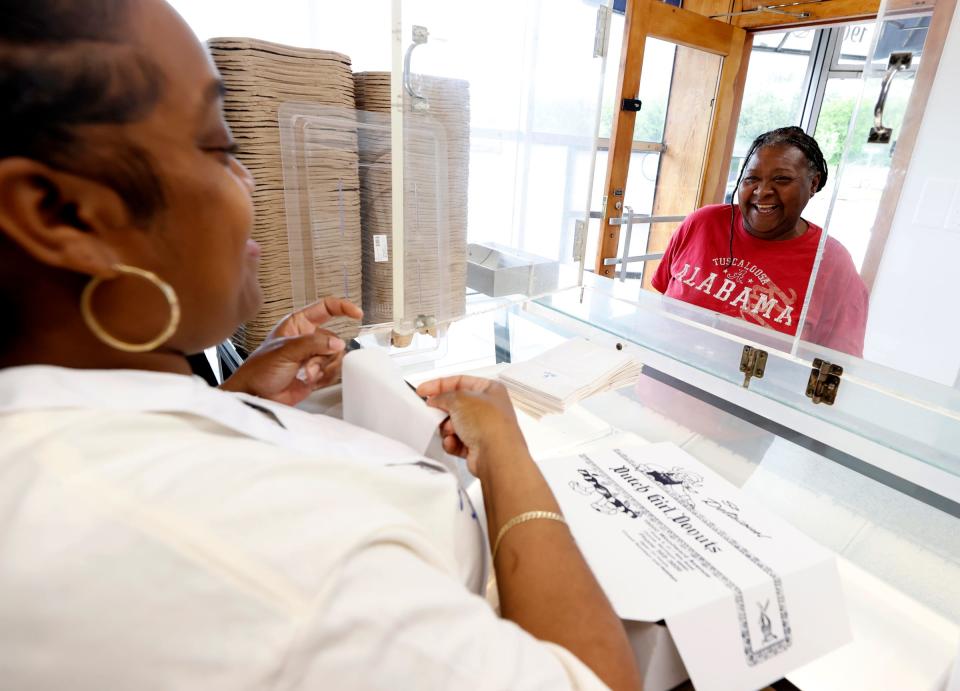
[390, 313, 437, 348]
[403, 25, 430, 112]
[622, 98, 642, 112]
[739, 346, 768, 389]
[602, 210, 684, 279]
[709, 0, 825, 19]
[616, 206, 633, 281]
[806, 358, 843, 405]
[414, 314, 438, 337]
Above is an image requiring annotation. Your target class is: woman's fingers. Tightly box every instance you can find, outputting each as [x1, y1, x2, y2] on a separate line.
[440, 418, 457, 438]
[281, 329, 345, 360]
[442, 434, 467, 458]
[271, 298, 363, 339]
[424, 390, 453, 414]
[298, 296, 364, 325]
[417, 374, 492, 398]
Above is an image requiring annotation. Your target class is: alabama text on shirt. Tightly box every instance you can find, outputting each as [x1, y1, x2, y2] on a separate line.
[671, 260, 796, 328]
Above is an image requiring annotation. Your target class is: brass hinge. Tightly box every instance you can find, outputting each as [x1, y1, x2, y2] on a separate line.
[806, 358, 843, 405]
[739, 345, 767, 389]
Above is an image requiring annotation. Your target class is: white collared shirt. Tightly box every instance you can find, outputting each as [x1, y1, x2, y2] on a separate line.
[0, 366, 606, 690]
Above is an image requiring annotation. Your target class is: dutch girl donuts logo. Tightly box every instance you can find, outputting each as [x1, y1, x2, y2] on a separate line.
[568, 462, 705, 517]
[569, 469, 639, 519]
[639, 463, 703, 510]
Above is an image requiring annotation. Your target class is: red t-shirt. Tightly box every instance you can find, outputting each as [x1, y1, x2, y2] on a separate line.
[651, 204, 868, 356]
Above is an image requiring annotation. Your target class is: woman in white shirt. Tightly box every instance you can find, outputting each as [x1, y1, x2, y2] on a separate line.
[0, 1, 641, 689]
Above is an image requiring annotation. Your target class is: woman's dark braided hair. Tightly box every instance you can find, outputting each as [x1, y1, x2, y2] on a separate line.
[0, 0, 165, 224]
[726, 126, 829, 270]
[0, 0, 165, 353]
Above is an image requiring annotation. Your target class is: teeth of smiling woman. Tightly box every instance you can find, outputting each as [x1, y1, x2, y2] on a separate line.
[755, 204, 777, 215]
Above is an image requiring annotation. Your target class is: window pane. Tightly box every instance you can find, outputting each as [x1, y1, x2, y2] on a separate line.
[753, 29, 815, 52]
[598, 14, 675, 142]
[168, 0, 391, 71]
[837, 23, 876, 67]
[807, 74, 916, 268]
[870, 16, 929, 70]
[591, 150, 661, 211]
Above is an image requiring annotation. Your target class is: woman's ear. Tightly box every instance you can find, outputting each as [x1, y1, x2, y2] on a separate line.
[809, 173, 822, 196]
[0, 157, 129, 276]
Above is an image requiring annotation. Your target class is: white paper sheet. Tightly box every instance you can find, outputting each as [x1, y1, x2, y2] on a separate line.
[341, 349, 448, 461]
[537, 442, 851, 691]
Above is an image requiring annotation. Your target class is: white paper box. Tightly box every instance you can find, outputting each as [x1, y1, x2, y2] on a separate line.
[624, 620, 689, 691]
[537, 443, 851, 691]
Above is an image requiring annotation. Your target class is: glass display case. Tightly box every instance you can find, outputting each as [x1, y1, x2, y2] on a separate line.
[398, 291, 960, 689]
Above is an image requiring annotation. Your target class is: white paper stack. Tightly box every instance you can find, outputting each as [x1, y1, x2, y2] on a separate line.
[499, 338, 643, 417]
[353, 72, 470, 327]
[208, 38, 363, 352]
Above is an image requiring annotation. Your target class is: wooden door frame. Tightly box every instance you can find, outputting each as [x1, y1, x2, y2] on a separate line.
[595, 0, 749, 277]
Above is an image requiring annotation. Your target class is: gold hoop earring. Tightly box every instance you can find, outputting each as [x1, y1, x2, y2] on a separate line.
[80, 264, 181, 353]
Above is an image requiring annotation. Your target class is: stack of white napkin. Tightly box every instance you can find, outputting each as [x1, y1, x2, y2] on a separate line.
[499, 338, 643, 418]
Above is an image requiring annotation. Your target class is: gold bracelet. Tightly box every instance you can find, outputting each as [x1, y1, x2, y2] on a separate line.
[492, 510, 567, 561]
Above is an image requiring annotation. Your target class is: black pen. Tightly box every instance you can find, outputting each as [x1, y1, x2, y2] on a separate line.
[406, 380, 428, 401]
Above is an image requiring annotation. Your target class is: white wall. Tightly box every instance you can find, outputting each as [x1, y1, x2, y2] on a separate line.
[863, 5, 960, 386]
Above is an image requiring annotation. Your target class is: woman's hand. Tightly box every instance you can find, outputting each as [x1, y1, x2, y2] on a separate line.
[221, 297, 362, 405]
[417, 375, 528, 475]
[267, 296, 363, 343]
[421, 374, 643, 690]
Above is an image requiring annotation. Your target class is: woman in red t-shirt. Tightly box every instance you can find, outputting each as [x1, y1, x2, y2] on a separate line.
[651, 127, 867, 356]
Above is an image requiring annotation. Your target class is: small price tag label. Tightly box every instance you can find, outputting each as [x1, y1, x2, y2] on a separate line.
[373, 234, 389, 263]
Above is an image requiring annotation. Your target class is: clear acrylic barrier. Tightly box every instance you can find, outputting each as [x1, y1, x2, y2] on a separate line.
[392, 0, 610, 337]
[278, 101, 459, 359]
[278, 104, 364, 316]
[538, 275, 960, 493]
[800, 1, 958, 389]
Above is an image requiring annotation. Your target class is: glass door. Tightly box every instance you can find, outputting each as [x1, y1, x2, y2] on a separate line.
[594, 0, 751, 292]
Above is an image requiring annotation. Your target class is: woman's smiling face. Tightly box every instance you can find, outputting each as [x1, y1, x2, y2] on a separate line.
[737, 144, 820, 241]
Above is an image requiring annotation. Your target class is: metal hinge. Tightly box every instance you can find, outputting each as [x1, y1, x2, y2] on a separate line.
[594, 5, 611, 58]
[739, 345, 767, 389]
[806, 358, 843, 405]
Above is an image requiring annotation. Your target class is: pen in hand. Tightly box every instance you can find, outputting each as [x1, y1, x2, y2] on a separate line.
[406, 380, 428, 401]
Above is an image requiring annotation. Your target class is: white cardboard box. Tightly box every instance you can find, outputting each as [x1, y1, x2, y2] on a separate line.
[538, 443, 851, 691]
